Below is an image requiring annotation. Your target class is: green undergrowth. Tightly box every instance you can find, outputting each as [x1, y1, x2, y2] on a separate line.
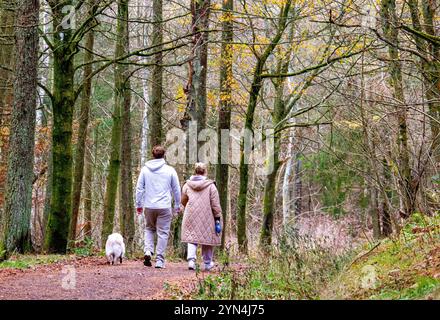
[166, 213, 440, 300]
[169, 237, 355, 300]
[0, 254, 67, 269]
[323, 213, 440, 300]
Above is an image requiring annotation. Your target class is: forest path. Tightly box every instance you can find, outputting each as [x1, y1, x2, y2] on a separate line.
[0, 257, 197, 300]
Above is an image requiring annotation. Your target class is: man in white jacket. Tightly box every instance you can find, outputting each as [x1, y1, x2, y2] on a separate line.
[135, 146, 181, 268]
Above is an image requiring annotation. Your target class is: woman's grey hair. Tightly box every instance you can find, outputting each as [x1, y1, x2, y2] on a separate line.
[194, 162, 207, 175]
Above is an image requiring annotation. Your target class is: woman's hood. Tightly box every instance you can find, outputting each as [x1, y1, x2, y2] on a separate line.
[186, 177, 215, 191]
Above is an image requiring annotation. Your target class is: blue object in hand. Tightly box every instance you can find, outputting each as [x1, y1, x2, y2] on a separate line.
[215, 221, 222, 234]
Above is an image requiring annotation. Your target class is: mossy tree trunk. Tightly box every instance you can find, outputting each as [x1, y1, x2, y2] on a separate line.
[83, 124, 93, 237]
[44, 1, 76, 253]
[236, 1, 292, 253]
[149, 0, 163, 148]
[118, 0, 135, 254]
[381, 158, 393, 236]
[215, 0, 233, 250]
[0, 0, 15, 213]
[407, 0, 440, 167]
[102, 0, 130, 247]
[260, 57, 288, 248]
[181, 0, 211, 157]
[70, 28, 95, 243]
[380, 0, 416, 217]
[0, 0, 39, 261]
[420, 0, 440, 165]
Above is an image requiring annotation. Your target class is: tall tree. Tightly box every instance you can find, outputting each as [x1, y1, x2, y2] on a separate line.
[102, 0, 131, 246]
[380, 0, 416, 218]
[259, 53, 290, 247]
[69, 26, 95, 244]
[406, 0, 440, 166]
[44, 0, 107, 253]
[0, 0, 15, 211]
[236, 1, 292, 252]
[149, 0, 163, 148]
[83, 125, 93, 237]
[215, 0, 233, 249]
[181, 0, 211, 159]
[119, 0, 135, 254]
[0, 0, 39, 260]
[44, 0, 77, 252]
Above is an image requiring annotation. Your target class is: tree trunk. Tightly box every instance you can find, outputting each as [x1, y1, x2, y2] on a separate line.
[118, 0, 134, 254]
[83, 125, 93, 238]
[181, 0, 211, 159]
[260, 60, 287, 247]
[370, 187, 381, 239]
[0, 0, 39, 260]
[102, 0, 130, 247]
[215, 0, 233, 249]
[381, 157, 393, 236]
[407, 0, 440, 166]
[421, 0, 440, 165]
[282, 132, 294, 228]
[380, 0, 415, 217]
[44, 0, 78, 253]
[149, 0, 163, 148]
[294, 154, 302, 217]
[0, 0, 15, 213]
[69, 28, 95, 244]
[236, 2, 292, 252]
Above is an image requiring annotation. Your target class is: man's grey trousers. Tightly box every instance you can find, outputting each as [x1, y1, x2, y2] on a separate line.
[144, 208, 172, 263]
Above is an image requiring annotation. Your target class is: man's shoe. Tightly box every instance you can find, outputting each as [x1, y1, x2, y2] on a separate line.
[188, 260, 196, 270]
[204, 261, 215, 271]
[143, 253, 152, 267]
[155, 260, 165, 269]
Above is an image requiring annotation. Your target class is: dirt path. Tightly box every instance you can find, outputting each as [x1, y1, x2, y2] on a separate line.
[0, 257, 198, 300]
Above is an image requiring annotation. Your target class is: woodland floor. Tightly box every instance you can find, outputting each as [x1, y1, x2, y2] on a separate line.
[0, 256, 199, 300]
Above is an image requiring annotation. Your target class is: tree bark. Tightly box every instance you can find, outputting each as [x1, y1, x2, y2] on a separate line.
[181, 0, 211, 159]
[102, 0, 130, 247]
[381, 158, 393, 236]
[149, 0, 163, 148]
[260, 61, 286, 247]
[83, 124, 93, 238]
[421, 0, 440, 165]
[44, 0, 77, 253]
[69, 28, 95, 244]
[215, 0, 233, 249]
[380, 0, 415, 217]
[236, 1, 292, 252]
[0, 0, 15, 213]
[118, 0, 134, 254]
[0, 0, 39, 260]
[407, 0, 440, 166]
[282, 132, 294, 228]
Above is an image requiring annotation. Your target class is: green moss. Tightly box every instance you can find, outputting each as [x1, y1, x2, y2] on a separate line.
[324, 213, 440, 300]
[0, 254, 66, 269]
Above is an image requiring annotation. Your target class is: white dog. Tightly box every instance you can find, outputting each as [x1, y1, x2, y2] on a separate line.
[105, 233, 125, 265]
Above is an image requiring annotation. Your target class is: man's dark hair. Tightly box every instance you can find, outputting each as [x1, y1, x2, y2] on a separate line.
[152, 145, 166, 159]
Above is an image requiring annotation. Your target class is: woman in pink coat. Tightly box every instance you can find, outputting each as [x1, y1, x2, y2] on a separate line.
[181, 163, 222, 271]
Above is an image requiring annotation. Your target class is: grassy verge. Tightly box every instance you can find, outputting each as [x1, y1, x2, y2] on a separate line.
[165, 238, 355, 300]
[0, 254, 67, 269]
[323, 213, 440, 300]
[164, 213, 440, 300]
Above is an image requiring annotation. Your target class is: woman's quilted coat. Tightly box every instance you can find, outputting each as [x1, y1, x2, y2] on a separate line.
[181, 178, 222, 246]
